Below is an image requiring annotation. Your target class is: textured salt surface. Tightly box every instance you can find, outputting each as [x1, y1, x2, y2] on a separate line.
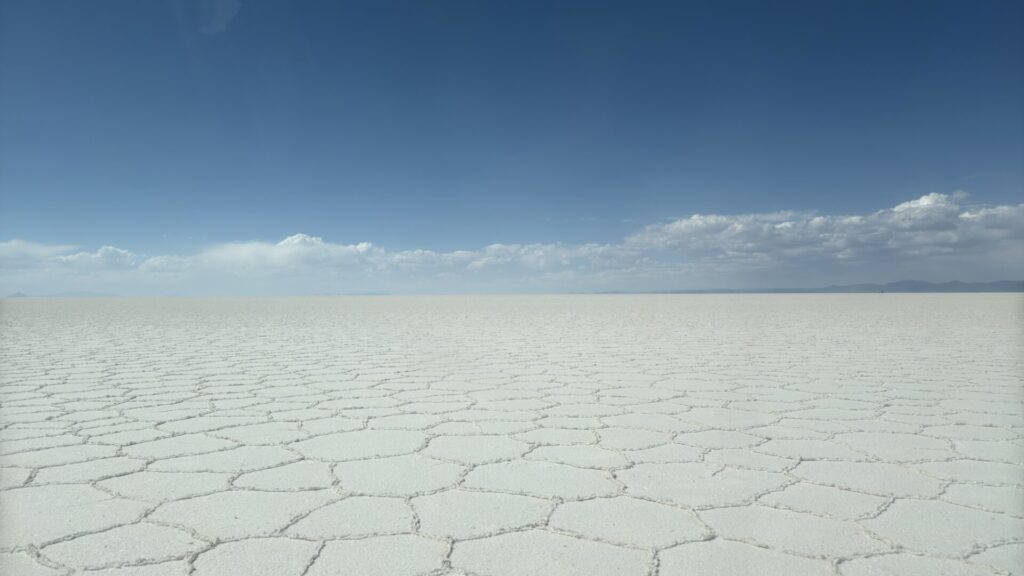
[0, 295, 1021, 575]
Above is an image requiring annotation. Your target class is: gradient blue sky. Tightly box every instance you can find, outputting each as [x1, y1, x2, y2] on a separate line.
[1, 0, 1022, 294]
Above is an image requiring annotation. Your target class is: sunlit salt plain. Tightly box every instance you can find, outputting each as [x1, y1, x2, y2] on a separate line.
[1, 294, 1022, 576]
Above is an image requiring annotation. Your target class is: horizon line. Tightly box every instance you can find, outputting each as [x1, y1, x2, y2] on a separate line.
[6, 280, 1023, 299]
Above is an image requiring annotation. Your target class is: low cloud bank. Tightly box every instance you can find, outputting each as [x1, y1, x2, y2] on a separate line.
[3, 192, 1021, 294]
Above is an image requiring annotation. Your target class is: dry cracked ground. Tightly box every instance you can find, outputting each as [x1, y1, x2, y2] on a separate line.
[1, 294, 1022, 576]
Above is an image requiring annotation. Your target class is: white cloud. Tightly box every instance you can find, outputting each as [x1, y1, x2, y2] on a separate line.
[56, 246, 138, 269]
[138, 254, 193, 274]
[192, 234, 378, 271]
[627, 191, 1024, 265]
[466, 242, 632, 271]
[2, 192, 1022, 294]
[0, 241, 138, 270]
[0, 239, 77, 268]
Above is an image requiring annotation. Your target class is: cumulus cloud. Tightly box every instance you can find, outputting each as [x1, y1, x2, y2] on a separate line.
[0, 241, 139, 271]
[194, 234, 378, 271]
[0, 239, 77, 268]
[56, 246, 138, 269]
[628, 192, 1023, 265]
[2, 192, 1021, 294]
[466, 242, 632, 271]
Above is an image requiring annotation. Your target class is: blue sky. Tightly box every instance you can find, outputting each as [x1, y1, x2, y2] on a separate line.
[1, 0, 1022, 294]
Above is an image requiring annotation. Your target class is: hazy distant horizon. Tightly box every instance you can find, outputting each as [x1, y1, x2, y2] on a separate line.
[6, 279, 1024, 299]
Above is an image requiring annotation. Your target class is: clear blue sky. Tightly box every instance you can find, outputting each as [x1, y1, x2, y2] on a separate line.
[1, 1, 1021, 294]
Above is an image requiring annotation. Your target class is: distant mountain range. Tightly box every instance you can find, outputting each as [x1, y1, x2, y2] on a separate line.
[598, 280, 1024, 294]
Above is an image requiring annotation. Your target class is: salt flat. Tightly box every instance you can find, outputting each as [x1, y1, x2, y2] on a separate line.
[1, 294, 1022, 576]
